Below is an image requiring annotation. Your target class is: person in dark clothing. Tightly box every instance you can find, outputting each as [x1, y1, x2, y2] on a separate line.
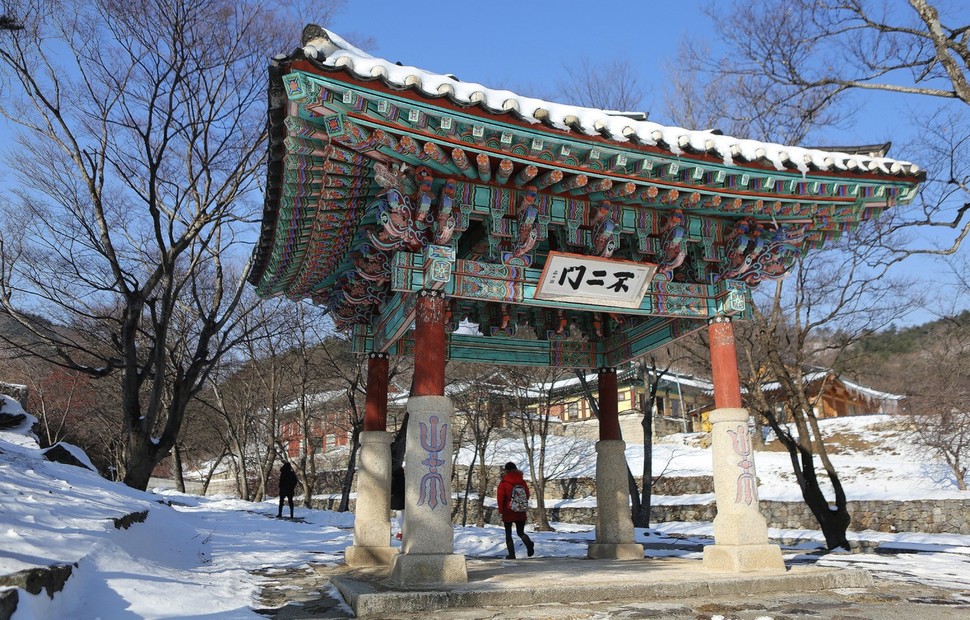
[277, 461, 298, 518]
[390, 465, 405, 539]
[390, 465, 405, 511]
[496, 462, 535, 559]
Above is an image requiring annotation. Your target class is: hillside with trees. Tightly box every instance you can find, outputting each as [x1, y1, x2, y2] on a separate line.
[837, 311, 970, 399]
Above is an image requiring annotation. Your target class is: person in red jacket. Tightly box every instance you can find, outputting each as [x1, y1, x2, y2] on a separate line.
[496, 462, 535, 559]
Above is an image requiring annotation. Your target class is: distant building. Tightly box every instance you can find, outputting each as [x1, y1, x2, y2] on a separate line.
[544, 365, 903, 443]
[529, 366, 716, 443]
[758, 369, 904, 421]
[279, 388, 409, 459]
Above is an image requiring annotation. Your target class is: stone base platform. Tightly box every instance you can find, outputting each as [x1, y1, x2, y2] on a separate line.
[387, 553, 467, 586]
[344, 545, 398, 568]
[587, 542, 645, 560]
[332, 556, 872, 617]
[703, 542, 786, 572]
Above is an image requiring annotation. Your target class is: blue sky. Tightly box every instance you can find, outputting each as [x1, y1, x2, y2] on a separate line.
[331, 0, 717, 121]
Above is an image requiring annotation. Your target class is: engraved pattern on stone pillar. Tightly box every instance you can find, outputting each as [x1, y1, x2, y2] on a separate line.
[418, 415, 448, 509]
[727, 424, 757, 505]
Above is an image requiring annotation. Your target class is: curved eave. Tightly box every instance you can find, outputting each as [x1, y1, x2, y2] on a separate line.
[298, 30, 925, 183]
[249, 57, 292, 288]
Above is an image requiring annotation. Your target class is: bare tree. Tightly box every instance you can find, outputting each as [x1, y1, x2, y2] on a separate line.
[557, 57, 646, 114]
[571, 361, 669, 529]
[282, 303, 336, 507]
[503, 366, 585, 532]
[905, 257, 970, 490]
[730, 224, 917, 550]
[14, 361, 97, 447]
[314, 336, 409, 512]
[631, 358, 670, 528]
[910, 406, 970, 491]
[195, 295, 321, 501]
[316, 339, 366, 513]
[2, 351, 128, 474]
[0, 0, 342, 490]
[0, 0, 21, 31]
[450, 365, 505, 527]
[661, 0, 960, 548]
[670, 0, 970, 252]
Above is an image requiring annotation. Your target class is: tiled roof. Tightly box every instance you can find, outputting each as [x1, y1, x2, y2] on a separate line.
[301, 29, 923, 179]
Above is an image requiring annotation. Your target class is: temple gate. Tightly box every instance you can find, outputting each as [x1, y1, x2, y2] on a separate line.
[249, 26, 923, 584]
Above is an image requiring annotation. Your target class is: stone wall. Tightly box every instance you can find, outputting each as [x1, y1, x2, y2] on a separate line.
[311, 496, 355, 512]
[652, 476, 713, 495]
[455, 467, 713, 501]
[761, 498, 970, 535]
[450, 474, 970, 535]
[452, 498, 970, 535]
[320, 472, 970, 535]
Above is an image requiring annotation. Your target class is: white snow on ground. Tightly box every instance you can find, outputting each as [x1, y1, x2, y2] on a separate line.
[2, 395, 968, 618]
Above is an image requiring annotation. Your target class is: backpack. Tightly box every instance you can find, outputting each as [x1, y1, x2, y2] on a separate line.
[509, 483, 529, 513]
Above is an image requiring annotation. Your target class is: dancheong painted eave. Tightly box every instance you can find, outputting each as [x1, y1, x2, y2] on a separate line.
[246, 25, 924, 367]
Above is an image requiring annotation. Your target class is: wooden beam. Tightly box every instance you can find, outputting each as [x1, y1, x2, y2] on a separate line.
[514, 164, 538, 187]
[476, 153, 493, 182]
[495, 158, 514, 185]
[550, 174, 587, 193]
[369, 291, 416, 352]
[601, 317, 706, 366]
[390, 252, 751, 319]
[353, 329, 600, 368]
[450, 147, 477, 179]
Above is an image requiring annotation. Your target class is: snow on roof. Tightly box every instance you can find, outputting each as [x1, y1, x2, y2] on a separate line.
[760, 370, 904, 401]
[637, 369, 715, 392]
[521, 368, 713, 397]
[841, 378, 905, 401]
[302, 29, 921, 179]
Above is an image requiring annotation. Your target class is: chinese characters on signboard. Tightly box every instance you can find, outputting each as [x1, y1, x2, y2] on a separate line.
[535, 252, 657, 309]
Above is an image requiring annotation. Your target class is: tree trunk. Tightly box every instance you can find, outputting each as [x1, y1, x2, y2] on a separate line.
[460, 451, 477, 526]
[533, 478, 554, 531]
[627, 467, 645, 527]
[338, 428, 361, 512]
[474, 443, 489, 527]
[123, 439, 162, 491]
[769, 415, 851, 551]
[532, 431, 554, 531]
[798, 446, 851, 550]
[174, 443, 186, 493]
[634, 393, 653, 528]
[200, 453, 224, 496]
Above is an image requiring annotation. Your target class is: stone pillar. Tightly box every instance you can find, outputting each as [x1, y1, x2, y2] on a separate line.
[588, 367, 644, 560]
[345, 353, 397, 567]
[703, 317, 784, 572]
[389, 290, 467, 585]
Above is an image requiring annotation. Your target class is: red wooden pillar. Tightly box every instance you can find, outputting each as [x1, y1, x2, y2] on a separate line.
[708, 316, 743, 409]
[364, 352, 389, 432]
[413, 290, 447, 397]
[598, 367, 621, 440]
